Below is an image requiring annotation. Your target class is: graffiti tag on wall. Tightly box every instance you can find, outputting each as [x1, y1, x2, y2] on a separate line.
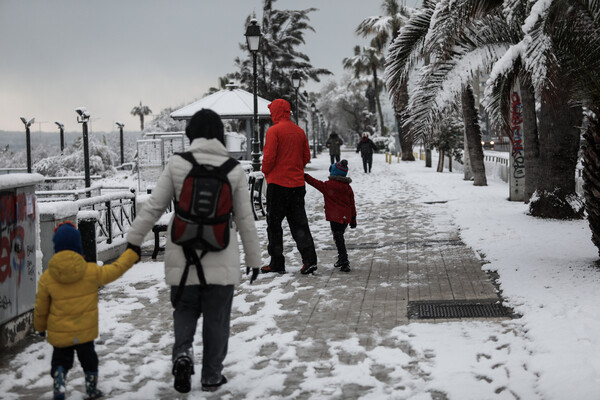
[510, 91, 525, 179]
[0, 192, 35, 286]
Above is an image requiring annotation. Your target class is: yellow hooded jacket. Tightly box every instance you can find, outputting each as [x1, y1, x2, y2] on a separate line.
[34, 248, 139, 348]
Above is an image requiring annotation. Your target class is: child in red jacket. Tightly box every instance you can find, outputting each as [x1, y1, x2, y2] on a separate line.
[304, 160, 357, 272]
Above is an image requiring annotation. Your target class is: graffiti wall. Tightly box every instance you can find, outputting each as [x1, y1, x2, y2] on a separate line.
[509, 89, 525, 201]
[0, 186, 37, 324]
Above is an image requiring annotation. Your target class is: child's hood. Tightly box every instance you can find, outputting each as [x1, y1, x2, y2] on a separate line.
[329, 175, 352, 184]
[48, 250, 88, 283]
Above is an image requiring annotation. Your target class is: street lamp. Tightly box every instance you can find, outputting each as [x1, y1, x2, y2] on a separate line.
[291, 69, 301, 124]
[75, 106, 91, 193]
[116, 121, 125, 165]
[245, 18, 262, 172]
[20, 116, 35, 173]
[55, 121, 65, 152]
[311, 103, 317, 159]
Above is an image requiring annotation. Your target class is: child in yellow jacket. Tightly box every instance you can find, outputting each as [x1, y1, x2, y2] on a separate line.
[34, 221, 140, 400]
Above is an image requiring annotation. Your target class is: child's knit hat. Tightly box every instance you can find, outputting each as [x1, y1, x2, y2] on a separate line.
[53, 221, 84, 255]
[330, 159, 349, 177]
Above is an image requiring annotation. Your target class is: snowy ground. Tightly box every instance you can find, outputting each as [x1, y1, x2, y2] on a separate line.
[1, 150, 599, 399]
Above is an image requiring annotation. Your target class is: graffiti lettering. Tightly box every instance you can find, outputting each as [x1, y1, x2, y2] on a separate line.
[0, 295, 11, 310]
[510, 91, 525, 180]
[0, 192, 31, 286]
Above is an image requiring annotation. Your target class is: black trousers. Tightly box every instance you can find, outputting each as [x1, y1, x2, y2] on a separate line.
[171, 284, 234, 386]
[330, 153, 341, 165]
[330, 221, 348, 263]
[266, 183, 317, 269]
[51, 341, 98, 376]
[361, 155, 373, 173]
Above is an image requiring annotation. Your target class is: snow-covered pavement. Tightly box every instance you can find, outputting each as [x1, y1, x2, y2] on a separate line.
[1, 150, 599, 400]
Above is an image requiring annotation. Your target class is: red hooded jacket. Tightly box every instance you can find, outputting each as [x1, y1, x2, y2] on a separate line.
[262, 99, 311, 188]
[304, 173, 357, 225]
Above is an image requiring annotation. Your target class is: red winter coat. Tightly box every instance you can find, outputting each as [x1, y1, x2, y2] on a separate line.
[304, 173, 357, 225]
[262, 99, 311, 188]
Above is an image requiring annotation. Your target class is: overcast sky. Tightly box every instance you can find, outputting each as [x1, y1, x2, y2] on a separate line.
[0, 0, 418, 134]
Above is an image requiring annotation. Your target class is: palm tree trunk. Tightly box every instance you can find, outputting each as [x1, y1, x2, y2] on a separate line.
[582, 107, 600, 255]
[140, 115, 144, 131]
[461, 84, 487, 186]
[372, 66, 385, 135]
[437, 149, 445, 172]
[521, 77, 541, 202]
[394, 79, 415, 161]
[529, 75, 583, 219]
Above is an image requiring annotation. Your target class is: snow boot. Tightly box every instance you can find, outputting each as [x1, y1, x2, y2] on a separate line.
[53, 366, 66, 400]
[340, 263, 351, 272]
[300, 263, 317, 275]
[84, 371, 103, 399]
[202, 376, 228, 392]
[261, 265, 286, 274]
[173, 356, 194, 393]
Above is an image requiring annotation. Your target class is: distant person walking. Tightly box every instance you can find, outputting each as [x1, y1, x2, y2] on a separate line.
[305, 159, 357, 272]
[126, 109, 261, 394]
[356, 132, 377, 173]
[261, 98, 318, 275]
[325, 132, 344, 165]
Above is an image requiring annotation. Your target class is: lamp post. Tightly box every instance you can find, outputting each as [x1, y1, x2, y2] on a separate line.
[311, 103, 317, 159]
[75, 107, 91, 193]
[245, 18, 262, 172]
[291, 69, 301, 124]
[54, 121, 65, 152]
[116, 122, 125, 165]
[20, 116, 35, 173]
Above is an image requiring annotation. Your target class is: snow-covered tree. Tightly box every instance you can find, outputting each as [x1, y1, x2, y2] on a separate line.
[131, 101, 153, 131]
[144, 106, 186, 133]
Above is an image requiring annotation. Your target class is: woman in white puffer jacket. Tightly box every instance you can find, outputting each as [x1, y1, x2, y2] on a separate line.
[127, 108, 261, 394]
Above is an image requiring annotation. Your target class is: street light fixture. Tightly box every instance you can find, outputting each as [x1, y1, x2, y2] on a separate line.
[75, 106, 91, 193]
[116, 121, 125, 166]
[20, 116, 35, 173]
[245, 18, 263, 172]
[291, 70, 301, 124]
[311, 103, 317, 159]
[55, 121, 65, 152]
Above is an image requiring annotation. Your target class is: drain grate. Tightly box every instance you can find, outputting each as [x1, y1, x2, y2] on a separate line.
[408, 300, 512, 319]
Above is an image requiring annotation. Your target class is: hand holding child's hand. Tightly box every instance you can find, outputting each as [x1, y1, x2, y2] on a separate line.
[127, 243, 141, 260]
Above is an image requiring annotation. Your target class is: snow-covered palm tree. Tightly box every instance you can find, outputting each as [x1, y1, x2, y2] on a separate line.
[131, 101, 152, 131]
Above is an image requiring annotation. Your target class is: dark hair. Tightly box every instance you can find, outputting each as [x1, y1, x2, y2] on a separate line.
[185, 109, 225, 144]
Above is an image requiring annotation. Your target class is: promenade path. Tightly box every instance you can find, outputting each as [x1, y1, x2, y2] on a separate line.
[1, 150, 523, 400]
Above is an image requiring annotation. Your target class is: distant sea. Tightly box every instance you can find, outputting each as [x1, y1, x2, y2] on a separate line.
[0, 130, 141, 151]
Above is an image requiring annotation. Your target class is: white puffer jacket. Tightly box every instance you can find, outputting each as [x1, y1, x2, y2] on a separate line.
[127, 138, 261, 286]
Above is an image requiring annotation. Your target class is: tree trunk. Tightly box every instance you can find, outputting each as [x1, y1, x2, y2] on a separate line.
[529, 74, 583, 219]
[393, 78, 415, 161]
[448, 153, 453, 172]
[372, 65, 385, 135]
[582, 108, 600, 256]
[461, 85, 487, 186]
[437, 149, 445, 172]
[140, 115, 145, 131]
[521, 77, 541, 202]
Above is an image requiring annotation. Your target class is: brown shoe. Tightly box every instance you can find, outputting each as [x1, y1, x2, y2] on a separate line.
[261, 265, 286, 274]
[300, 263, 317, 275]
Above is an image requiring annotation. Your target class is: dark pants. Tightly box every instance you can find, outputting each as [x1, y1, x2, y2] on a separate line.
[170, 284, 234, 385]
[266, 183, 317, 269]
[330, 221, 348, 263]
[330, 153, 340, 165]
[362, 155, 373, 173]
[51, 341, 98, 377]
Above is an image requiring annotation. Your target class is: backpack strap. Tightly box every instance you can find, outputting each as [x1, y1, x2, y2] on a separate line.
[172, 248, 208, 306]
[219, 157, 239, 175]
[176, 151, 199, 166]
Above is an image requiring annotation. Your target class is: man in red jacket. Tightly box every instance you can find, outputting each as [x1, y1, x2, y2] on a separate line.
[261, 98, 318, 275]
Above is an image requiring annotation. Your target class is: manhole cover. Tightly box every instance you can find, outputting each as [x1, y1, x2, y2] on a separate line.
[408, 300, 512, 319]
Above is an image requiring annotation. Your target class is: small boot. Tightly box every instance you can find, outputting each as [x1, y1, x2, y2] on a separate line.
[53, 366, 66, 400]
[84, 371, 103, 399]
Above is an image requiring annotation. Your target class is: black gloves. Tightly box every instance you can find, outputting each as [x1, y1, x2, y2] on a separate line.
[246, 267, 259, 284]
[127, 243, 141, 258]
[350, 219, 357, 229]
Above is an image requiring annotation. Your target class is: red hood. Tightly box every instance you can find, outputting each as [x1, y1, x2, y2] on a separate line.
[268, 99, 291, 124]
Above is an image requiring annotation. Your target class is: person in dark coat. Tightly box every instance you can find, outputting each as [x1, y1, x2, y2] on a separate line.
[304, 160, 357, 272]
[325, 132, 344, 165]
[356, 132, 378, 173]
[261, 98, 318, 275]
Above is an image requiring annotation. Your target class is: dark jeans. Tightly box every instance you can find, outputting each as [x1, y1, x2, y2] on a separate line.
[170, 284, 234, 385]
[330, 221, 348, 263]
[361, 155, 373, 173]
[330, 153, 340, 165]
[266, 183, 317, 269]
[51, 341, 98, 376]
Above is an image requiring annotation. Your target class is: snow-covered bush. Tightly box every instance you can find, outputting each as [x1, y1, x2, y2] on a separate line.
[371, 135, 395, 152]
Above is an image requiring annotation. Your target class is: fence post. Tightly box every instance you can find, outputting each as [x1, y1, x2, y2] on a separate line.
[79, 217, 97, 262]
[105, 201, 112, 244]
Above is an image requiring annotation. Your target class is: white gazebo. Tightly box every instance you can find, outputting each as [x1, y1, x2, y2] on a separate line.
[170, 84, 272, 160]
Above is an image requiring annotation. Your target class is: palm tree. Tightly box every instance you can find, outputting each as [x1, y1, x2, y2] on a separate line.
[130, 101, 152, 131]
[357, 0, 413, 159]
